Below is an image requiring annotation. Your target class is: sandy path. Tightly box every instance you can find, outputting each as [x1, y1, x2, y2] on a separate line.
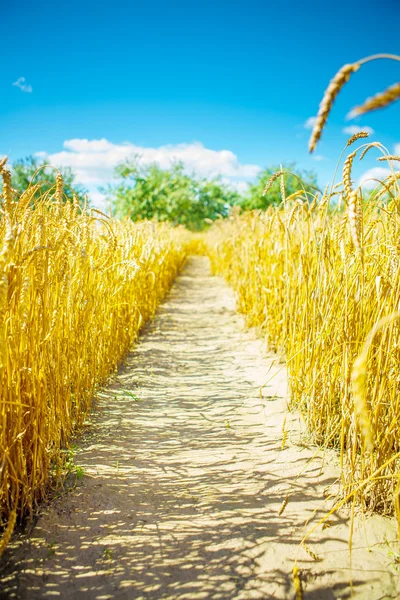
[1, 256, 399, 600]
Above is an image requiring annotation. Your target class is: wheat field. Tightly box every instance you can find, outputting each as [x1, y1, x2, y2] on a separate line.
[2, 144, 400, 558]
[206, 147, 400, 525]
[0, 162, 188, 554]
[1, 56, 400, 585]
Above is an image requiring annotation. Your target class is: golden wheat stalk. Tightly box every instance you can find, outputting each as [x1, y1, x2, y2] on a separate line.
[352, 313, 400, 453]
[395, 477, 400, 539]
[281, 416, 288, 449]
[309, 54, 400, 151]
[278, 494, 289, 516]
[346, 131, 370, 147]
[348, 82, 400, 118]
[1, 168, 14, 218]
[292, 565, 303, 600]
[303, 543, 322, 562]
[0, 157, 8, 172]
[337, 213, 348, 263]
[262, 171, 284, 196]
[359, 142, 384, 161]
[0, 510, 17, 558]
[280, 164, 286, 203]
[343, 151, 357, 199]
[309, 63, 360, 153]
[347, 189, 362, 253]
[55, 172, 63, 206]
[375, 172, 400, 200]
[351, 361, 373, 453]
[377, 155, 400, 162]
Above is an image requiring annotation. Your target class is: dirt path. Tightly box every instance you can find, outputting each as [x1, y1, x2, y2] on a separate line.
[1, 256, 399, 600]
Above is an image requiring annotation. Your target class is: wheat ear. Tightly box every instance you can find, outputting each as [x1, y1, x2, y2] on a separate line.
[349, 82, 400, 118]
[377, 155, 400, 162]
[343, 151, 357, 199]
[348, 190, 362, 253]
[1, 168, 14, 218]
[309, 63, 360, 153]
[346, 131, 370, 147]
[278, 494, 289, 516]
[262, 171, 284, 196]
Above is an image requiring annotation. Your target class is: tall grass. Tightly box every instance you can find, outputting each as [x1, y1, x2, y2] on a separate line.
[206, 148, 400, 520]
[0, 162, 188, 554]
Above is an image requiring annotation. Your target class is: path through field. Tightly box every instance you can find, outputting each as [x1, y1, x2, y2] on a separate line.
[1, 257, 399, 600]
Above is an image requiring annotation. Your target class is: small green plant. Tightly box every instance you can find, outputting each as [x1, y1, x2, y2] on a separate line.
[47, 540, 57, 557]
[385, 540, 400, 572]
[115, 389, 139, 401]
[74, 466, 84, 480]
[102, 548, 112, 560]
[62, 446, 84, 479]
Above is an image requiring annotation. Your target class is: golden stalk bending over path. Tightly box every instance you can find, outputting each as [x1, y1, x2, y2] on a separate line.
[0, 257, 399, 600]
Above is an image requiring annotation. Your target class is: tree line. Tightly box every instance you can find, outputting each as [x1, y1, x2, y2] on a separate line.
[4, 155, 318, 230]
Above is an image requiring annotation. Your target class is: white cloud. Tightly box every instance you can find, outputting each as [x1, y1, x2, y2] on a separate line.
[342, 125, 374, 136]
[304, 117, 317, 130]
[234, 181, 250, 195]
[63, 139, 115, 153]
[359, 167, 393, 189]
[312, 155, 325, 161]
[12, 77, 32, 93]
[37, 138, 261, 207]
[221, 178, 250, 195]
[89, 190, 109, 211]
[394, 143, 400, 155]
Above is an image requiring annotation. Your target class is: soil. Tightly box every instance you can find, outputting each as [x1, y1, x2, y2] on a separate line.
[1, 256, 399, 599]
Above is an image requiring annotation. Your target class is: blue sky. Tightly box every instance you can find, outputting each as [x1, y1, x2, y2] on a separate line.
[1, 0, 400, 206]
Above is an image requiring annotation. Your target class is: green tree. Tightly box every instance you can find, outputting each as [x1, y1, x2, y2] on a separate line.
[10, 156, 87, 203]
[107, 160, 240, 231]
[239, 163, 319, 211]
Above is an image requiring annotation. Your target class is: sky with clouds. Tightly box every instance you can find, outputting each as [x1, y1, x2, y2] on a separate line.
[1, 0, 400, 208]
